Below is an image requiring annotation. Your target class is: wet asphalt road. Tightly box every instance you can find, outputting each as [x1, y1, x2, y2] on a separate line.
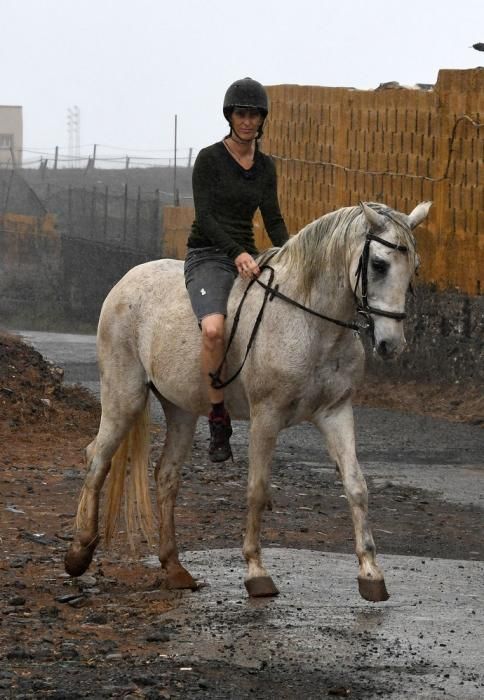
[15, 330, 484, 698]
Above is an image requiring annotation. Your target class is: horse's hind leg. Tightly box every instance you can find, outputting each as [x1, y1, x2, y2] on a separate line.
[65, 373, 148, 577]
[243, 408, 281, 597]
[155, 399, 198, 590]
[314, 400, 389, 602]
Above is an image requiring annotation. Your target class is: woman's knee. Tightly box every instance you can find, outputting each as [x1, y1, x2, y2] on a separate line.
[201, 315, 225, 346]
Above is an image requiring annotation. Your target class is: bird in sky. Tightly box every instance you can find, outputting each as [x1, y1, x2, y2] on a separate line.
[470, 42, 484, 51]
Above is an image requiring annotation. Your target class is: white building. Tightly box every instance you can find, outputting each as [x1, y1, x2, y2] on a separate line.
[0, 106, 23, 167]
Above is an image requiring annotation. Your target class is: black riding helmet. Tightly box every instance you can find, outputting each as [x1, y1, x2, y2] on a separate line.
[223, 77, 269, 139]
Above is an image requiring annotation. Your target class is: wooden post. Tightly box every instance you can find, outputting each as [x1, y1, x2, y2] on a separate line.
[54, 146, 59, 170]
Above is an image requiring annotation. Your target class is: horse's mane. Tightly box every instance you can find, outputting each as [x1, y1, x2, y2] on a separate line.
[259, 203, 417, 299]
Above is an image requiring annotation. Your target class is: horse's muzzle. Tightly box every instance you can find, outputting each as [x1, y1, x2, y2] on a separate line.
[375, 338, 403, 359]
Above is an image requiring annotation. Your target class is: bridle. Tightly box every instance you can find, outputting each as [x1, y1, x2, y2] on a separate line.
[210, 231, 411, 390]
[352, 232, 409, 343]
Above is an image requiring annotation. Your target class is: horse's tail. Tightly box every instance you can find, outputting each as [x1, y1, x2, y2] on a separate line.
[75, 401, 154, 550]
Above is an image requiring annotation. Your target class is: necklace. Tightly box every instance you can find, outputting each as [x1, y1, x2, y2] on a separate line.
[223, 138, 254, 169]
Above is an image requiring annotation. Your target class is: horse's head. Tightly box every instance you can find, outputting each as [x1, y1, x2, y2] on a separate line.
[352, 201, 432, 359]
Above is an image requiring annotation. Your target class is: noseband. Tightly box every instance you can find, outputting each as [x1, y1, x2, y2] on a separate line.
[210, 232, 410, 390]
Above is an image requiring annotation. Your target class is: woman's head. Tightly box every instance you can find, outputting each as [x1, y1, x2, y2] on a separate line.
[223, 77, 268, 140]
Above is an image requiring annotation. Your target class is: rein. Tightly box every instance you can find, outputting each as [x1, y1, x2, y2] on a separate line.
[210, 232, 409, 390]
[210, 266, 277, 390]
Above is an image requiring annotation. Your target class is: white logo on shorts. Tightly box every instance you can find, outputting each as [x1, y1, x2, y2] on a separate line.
[200, 288, 206, 296]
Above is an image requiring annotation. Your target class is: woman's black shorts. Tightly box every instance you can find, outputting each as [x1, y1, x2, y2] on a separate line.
[184, 246, 237, 322]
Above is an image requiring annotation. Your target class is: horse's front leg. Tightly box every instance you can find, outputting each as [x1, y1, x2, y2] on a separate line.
[243, 409, 281, 597]
[313, 400, 389, 602]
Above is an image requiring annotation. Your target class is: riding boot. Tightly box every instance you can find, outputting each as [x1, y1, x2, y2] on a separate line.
[208, 409, 233, 462]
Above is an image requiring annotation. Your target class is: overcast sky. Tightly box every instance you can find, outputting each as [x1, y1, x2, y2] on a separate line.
[2, 0, 483, 163]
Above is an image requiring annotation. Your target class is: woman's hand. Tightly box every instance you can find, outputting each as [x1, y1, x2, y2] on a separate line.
[235, 252, 261, 279]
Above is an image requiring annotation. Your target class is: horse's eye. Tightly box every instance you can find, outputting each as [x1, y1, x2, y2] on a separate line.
[371, 258, 389, 275]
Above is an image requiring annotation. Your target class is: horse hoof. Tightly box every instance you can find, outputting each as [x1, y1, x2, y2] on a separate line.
[64, 541, 96, 577]
[245, 576, 279, 598]
[165, 569, 199, 591]
[358, 576, 389, 602]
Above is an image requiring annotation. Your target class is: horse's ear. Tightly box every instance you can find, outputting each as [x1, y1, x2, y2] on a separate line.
[407, 201, 432, 230]
[359, 202, 386, 231]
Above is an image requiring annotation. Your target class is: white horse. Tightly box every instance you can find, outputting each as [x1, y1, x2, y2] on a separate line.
[65, 201, 431, 602]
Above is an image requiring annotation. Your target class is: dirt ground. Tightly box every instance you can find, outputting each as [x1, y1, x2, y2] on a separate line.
[0, 331, 482, 698]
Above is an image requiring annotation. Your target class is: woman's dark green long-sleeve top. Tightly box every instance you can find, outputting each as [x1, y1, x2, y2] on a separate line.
[187, 141, 289, 260]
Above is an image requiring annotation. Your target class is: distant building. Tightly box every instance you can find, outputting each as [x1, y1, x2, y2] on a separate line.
[0, 106, 23, 167]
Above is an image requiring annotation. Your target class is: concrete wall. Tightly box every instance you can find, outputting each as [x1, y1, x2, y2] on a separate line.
[364, 287, 483, 383]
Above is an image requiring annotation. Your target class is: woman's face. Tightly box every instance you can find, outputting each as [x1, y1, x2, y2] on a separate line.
[230, 107, 264, 140]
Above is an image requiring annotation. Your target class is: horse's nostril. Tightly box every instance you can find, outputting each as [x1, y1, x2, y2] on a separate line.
[378, 340, 393, 358]
[377, 340, 400, 358]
